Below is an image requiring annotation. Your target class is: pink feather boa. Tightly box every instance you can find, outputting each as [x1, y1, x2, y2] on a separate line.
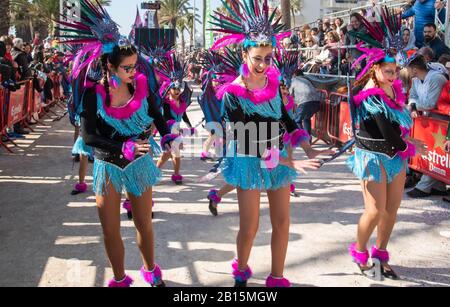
[396, 141, 416, 160]
[108, 275, 134, 288]
[231, 259, 252, 282]
[371, 246, 390, 263]
[216, 67, 280, 104]
[348, 243, 369, 265]
[353, 79, 406, 110]
[96, 73, 148, 120]
[283, 129, 310, 147]
[400, 126, 411, 138]
[285, 95, 295, 112]
[165, 97, 187, 115]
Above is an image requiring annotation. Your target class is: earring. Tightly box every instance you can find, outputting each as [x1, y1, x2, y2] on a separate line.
[110, 74, 121, 89]
[240, 63, 250, 78]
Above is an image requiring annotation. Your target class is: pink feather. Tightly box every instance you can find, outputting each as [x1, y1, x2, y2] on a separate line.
[96, 73, 148, 120]
[216, 67, 280, 104]
[72, 43, 101, 79]
[275, 32, 291, 43]
[353, 79, 406, 110]
[397, 141, 416, 160]
[211, 34, 246, 50]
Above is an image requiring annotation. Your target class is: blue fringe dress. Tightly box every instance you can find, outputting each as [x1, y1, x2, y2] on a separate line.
[347, 87, 413, 183]
[221, 91, 304, 191]
[81, 79, 168, 197]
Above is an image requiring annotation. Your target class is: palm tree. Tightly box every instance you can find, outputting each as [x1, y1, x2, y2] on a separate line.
[202, 0, 206, 47]
[10, 0, 45, 40]
[280, 0, 291, 29]
[290, 0, 302, 28]
[10, 0, 111, 39]
[0, 0, 10, 36]
[177, 10, 200, 55]
[177, 13, 190, 56]
[159, 0, 191, 30]
[204, 0, 233, 47]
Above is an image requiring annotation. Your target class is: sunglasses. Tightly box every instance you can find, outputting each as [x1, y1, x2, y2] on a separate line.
[119, 64, 138, 73]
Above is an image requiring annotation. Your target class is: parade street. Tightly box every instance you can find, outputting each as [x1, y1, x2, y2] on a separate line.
[0, 84, 449, 287]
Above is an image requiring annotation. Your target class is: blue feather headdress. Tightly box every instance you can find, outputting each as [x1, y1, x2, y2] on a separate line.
[349, 5, 408, 80]
[275, 51, 299, 88]
[209, 0, 290, 50]
[156, 54, 189, 99]
[56, 0, 132, 80]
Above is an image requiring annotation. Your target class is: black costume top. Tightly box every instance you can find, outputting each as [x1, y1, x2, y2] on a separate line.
[81, 73, 169, 168]
[352, 81, 413, 158]
[218, 67, 309, 158]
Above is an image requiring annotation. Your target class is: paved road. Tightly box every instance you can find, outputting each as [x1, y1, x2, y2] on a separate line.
[0, 84, 449, 287]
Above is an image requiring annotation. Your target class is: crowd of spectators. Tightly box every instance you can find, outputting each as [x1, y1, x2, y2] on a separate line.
[283, 0, 450, 77]
[0, 32, 68, 140]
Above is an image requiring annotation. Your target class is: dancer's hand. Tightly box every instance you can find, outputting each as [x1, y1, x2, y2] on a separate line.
[445, 140, 450, 153]
[280, 158, 322, 174]
[134, 139, 151, 156]
[304, 147, 336, 159]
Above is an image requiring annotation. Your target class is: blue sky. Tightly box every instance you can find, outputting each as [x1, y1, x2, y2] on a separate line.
[108, 0, 220, 36]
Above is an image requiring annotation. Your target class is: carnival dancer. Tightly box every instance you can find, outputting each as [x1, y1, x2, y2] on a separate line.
[156, 54, 194, 185]
[57, 0, 178, 287]
[120, 33, 175, 219]
[204, 46, 331, 216]
[198, 50, 228, 162]
[198, 49, 238, 215]
[346, 6, 427, 280]
[276, 50, 300, 196]
[209, 0, 332, 286]
[69, 59, 100, 195]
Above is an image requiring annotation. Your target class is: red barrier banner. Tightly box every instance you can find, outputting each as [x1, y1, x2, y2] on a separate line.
[7, 86, 26, 126]
[22, 80, 32, 116]
[311, 90, 329, 144]
[33, 78, 45, 114]
[53, 76, 61, 100]
[26, 80, 34, 114]
[34, 90, 41, 114]
[327, 93, 353, 145]
[338, 100, 353, 143]
[410, 116, 450, 184]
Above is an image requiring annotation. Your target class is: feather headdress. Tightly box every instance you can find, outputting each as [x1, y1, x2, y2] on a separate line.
[209, 0, 290, 50]
[56, 0, 131, 79]
[274, 50, 299, 88]
[349, 5, 407, 80]
[156, 53, 189, 99]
